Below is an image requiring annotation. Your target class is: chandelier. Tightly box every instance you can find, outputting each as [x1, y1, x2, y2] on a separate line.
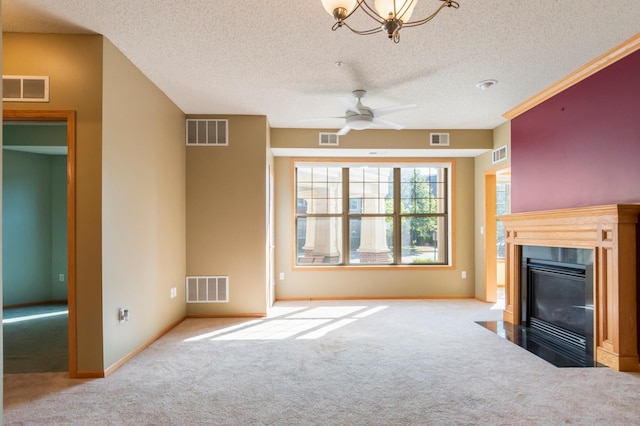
[320, 0, 460, 43]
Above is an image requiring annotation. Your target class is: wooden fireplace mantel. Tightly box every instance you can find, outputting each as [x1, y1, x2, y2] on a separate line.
[499, 204, 640, 371]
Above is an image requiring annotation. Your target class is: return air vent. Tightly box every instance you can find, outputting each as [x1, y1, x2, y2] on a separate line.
[186, 119, 228, 146]
[492, 145, 508, 164]
[2, 75, 49, 102]
[430, 133, 450, 146]
[186, 276, 229, 303]
[319, 132, 339, 146]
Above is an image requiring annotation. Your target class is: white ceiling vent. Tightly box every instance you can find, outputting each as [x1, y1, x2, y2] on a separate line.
[3, 75, 49, 102]
[492, 145, 508, 164]
[319, 132, 339, 146]
[430, 133, 450, 146]
[186, 119, 228, 146]
[186, 276, 229, 303]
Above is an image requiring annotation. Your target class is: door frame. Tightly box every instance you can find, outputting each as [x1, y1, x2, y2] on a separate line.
[483, 172, 497, 303]
[268, 165, 275, 309]
[3, 110, 77, 377]
[483, 165, 510, 303]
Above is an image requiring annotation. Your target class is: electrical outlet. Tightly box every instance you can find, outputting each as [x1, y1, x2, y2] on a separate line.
[461, 271, 467, 279]
[59, 274, 65, 282]
[279, 272, 285, 280]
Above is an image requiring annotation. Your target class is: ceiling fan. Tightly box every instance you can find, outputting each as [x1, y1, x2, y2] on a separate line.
[324, 90, 417, 135]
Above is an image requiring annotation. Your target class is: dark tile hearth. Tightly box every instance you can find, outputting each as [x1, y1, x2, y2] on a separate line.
[477, 320, 603, 368]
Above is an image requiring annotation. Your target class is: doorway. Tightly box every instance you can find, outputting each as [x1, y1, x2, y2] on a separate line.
[483, 166, 510, 304]
[2, 110, 76, 376]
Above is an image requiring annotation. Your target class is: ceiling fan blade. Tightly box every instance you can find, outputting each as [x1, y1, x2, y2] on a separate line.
[336, 125, 352, 136]
[339, 97, 360, 114]
[372, 117, 405, 130]
[372, 104, 417, 117]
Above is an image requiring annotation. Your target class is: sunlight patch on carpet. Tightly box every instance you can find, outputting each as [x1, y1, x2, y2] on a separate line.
[214, 319, 331, 340]
[183, 304, 389, 341]
[2, 310, 68, 324]
[287, 306, 367, 319]
[184, 319, 264, 342]
[297, 319, 357, 339]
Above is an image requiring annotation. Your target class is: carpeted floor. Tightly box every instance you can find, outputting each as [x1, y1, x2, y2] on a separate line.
[4, 299, 640, 425]
[3, 304, 68, 374]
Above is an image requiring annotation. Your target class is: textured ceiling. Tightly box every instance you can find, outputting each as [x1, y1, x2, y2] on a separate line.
[3, 1, 640, 131]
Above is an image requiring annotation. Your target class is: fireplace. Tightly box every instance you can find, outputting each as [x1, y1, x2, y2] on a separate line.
[498, 204, 640, 371]
[520, 246, 594, 363]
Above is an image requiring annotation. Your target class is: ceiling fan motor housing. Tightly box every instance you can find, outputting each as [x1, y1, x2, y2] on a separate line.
[346, 108, 374, 130]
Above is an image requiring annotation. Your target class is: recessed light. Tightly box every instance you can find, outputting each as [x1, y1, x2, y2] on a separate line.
[476, 79, 498, 90]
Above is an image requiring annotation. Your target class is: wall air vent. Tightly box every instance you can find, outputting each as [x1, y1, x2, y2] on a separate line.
[319, 132, 339, 146]
[492, 145, 508, 164]
[430, 133, 450, 146]
[186, 119, 228, 146]
[186, 276, 229, 303]
[2, 75, 49, 102]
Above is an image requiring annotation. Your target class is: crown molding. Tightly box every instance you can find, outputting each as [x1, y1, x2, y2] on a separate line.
[504, 33, 640, 120]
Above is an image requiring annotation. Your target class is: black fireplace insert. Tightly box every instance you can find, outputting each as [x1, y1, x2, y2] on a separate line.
[520, 245, 595, 365]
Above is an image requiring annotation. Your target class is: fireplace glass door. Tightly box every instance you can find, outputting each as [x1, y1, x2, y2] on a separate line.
[521, 246, 594, 356]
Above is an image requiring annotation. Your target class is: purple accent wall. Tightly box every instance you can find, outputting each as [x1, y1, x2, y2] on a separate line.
[511, 50, 640, 213]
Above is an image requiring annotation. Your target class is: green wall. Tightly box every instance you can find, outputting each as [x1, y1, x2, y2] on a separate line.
[2, 149, 67, 305]
[51, 155, 68, 300]
[3, 124, 67, 147]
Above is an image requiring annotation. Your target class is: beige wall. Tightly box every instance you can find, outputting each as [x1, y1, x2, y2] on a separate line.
[186, 115, 269, 316]
[3, 33, 104, 373]
[101, 39, 186, 369]
[266, 121, 276, 307]
[3, 33, 188, 375]
[271, 128, 489, 299]
[473, 121, 511, 299]
[271, 128, 493, 150]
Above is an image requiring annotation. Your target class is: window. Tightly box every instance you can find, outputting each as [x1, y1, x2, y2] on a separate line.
[496, 180, 511, 259]
[295, 161, 452, 267]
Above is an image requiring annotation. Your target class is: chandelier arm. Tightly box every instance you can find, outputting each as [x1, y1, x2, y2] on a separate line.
[340, 20, 383, 35]
[402, 0, 457, 28]
[357, 1, 386, 24]
[324, 0, 460, 42]
[342, 0, 382, 23]
[394, 0, 416, 22]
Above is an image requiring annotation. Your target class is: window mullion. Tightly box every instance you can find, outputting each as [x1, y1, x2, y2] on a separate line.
[342, 167, 349, 265]
[393, 168, 401, 265]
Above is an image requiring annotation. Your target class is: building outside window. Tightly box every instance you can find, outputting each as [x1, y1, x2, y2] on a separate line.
[294, 161, 451, 267]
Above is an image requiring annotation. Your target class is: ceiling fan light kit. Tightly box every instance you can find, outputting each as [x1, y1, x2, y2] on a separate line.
[313, 89, 417, 136]
[320, 0, 460, 43]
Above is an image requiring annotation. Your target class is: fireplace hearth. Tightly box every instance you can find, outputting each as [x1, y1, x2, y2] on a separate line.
[477, 320, 600, 367]
[479, 245, 601, 367]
